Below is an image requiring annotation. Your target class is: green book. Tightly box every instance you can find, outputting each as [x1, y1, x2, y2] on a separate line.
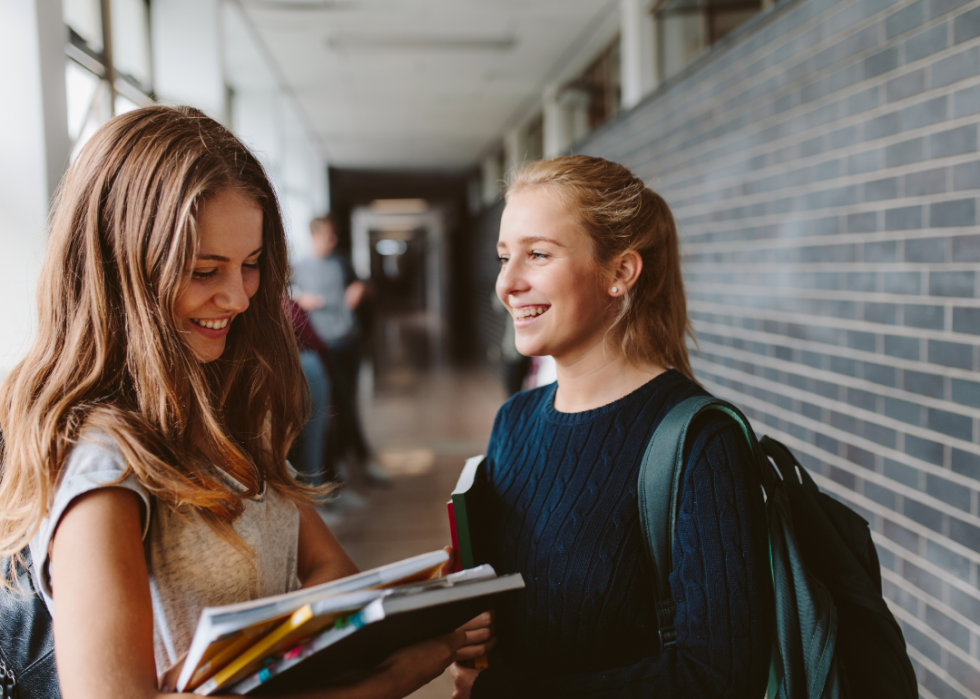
[448, 455, 487, 571]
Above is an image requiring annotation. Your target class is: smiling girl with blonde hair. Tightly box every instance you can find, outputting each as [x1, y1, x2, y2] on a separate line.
[453, 155, 773, 699]
[0, 106, 488, 699]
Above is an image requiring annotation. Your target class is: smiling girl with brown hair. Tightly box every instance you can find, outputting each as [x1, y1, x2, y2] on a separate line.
[0, 106, 489, 699]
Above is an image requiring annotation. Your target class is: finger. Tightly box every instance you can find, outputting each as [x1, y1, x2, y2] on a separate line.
[459, 611, 493, 631]
[455, 637, 496, 661]
[463, 626, 493, 645]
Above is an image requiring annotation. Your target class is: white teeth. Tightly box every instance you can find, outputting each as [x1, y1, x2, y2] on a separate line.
[515, 306, 548, 320]
[193, 318, 229, 329]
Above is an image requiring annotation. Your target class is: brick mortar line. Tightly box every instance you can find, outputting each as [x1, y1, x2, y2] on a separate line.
[690, 303, 980, 364]
[677, 211, 980, 251]
[645, 77, 980, 205]
[877, 540, 980, 622]
[668, 165, 980, 229]
[882, 574, 980, 658]
[690, 281, 980, 307]
[705, 377, 980, 562]
[693, 347, 980, 460]
[686, 260, 980, 274]
[891, 608, 980, 696]
[692, 337, 980, 427]
[677, 192, 980, 253]
[689, 287, 979, 324]
[694, 356, 980, 487]
[619, 15, 980, 189]
[680, 231, 980, 258]
[670, 181, 980, 238]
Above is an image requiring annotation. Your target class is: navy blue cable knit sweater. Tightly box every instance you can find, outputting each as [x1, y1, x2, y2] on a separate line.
[470, 370, 773, 699]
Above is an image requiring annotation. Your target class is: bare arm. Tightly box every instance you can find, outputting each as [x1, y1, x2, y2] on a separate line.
[49, 489, 479, 699]
[296, 503, 359, 587]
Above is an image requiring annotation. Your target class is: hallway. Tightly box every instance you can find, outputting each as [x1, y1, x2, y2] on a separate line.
[329, 357, 507, 698]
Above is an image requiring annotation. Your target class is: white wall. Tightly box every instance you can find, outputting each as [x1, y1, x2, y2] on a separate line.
[232, 89, 328, 263]
[151, 0, 227, 122]
[0, 0, 70, 377]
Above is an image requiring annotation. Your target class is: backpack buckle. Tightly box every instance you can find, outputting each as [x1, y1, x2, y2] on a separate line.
[659, 625, 677, 649]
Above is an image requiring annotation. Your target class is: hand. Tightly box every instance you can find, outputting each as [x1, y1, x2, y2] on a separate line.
[455, 611, 494, 664]
[296, 291, 326, 311]
[374, 628, 466, 696]
[344, 281, 367, 309]
[450, 662, 482, 699]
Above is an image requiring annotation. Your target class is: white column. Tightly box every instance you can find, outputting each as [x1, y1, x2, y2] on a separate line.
[503, 128, 523, 178]
[621, 0, 659, 110]
[559, 88, 591, 146]
[151, 0, 227, 122]
[542, 87, 567, 159]
[0, 0, 70, 375]
[481, 154, 502, 206]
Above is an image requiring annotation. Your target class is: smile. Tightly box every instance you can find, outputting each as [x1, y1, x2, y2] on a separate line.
[191, 317, 231, 330]
[513, 305, 549, 320]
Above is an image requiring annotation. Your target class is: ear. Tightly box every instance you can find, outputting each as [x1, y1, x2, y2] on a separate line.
[608, 250, 643, 297]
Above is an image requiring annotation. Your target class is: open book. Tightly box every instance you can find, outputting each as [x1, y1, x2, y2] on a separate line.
[162, 550, 450, 693]
[225, 568, 523, 695]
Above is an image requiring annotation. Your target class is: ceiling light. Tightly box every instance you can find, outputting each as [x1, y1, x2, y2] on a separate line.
[243, 1, 352, 10]
[376, 239, 408, 256]
[369, 199, 428, 214]
[329, 35, 516, 52]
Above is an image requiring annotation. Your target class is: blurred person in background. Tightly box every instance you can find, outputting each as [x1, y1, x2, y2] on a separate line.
[288, 298, 334, 488]
[293, 215, 390, 490]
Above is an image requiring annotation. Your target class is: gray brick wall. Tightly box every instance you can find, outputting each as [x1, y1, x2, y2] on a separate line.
[580, 0, 980, 695]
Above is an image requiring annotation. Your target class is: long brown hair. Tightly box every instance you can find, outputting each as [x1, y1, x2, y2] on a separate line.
[506, 155, 695, 379]
[0, 106, 317, 572]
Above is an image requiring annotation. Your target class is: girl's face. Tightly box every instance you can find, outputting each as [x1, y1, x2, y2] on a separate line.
[175, 189, 263, 363]
[496, 186, 614, 363]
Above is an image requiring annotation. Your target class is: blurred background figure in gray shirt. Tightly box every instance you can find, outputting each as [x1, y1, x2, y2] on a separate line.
[293, 214, 389, 496]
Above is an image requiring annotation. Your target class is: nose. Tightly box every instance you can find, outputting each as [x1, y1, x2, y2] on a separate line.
[214, 269, 251, 314]
[496, 255, 528, 303]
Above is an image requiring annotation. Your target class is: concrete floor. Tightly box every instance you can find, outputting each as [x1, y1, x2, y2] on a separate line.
[329, 362, 507, 699]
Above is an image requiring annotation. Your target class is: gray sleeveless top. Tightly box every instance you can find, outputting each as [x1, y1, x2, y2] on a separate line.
[29, 432, 301, 675]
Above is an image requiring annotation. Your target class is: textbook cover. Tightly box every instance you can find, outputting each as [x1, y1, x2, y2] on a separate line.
[165, 550, 449, 693]
[447, 455, 488, 571]
[234, 570, 524, 696]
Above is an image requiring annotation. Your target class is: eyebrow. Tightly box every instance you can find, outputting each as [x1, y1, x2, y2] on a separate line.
[496, 236, 566, 250]
[197, 246, 263, 262]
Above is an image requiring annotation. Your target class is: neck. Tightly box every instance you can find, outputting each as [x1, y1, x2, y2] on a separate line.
[552, 340, 666, 413]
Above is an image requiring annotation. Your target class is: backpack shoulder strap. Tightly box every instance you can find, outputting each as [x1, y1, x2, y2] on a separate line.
[638, 394, 763, 652]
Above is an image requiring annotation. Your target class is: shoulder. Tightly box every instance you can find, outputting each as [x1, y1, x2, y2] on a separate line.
[492, 384, 552, 430]
[31, 431, 151, 601]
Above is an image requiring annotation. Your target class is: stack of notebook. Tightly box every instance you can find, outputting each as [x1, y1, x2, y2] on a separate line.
[158, 550, 523, 695]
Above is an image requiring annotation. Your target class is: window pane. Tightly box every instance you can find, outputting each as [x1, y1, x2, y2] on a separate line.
[64, 0, 104, 52]
[66, 59, 101, 141]
[112, 0, 151, 88]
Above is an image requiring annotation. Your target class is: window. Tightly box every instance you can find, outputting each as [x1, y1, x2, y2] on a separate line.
[63, 0, 154, 159]
[524, 113, 544, 163]
[655, 0, 762, 80]
[565, 37, 622, 132]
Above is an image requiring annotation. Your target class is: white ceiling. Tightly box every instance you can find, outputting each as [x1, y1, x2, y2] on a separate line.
[223, 0, 618, 170]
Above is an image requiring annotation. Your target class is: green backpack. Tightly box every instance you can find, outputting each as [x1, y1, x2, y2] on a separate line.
[638, 395, 918, 699]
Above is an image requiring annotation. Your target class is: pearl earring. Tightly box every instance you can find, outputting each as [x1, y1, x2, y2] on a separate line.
[611, 286, 619, 293]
